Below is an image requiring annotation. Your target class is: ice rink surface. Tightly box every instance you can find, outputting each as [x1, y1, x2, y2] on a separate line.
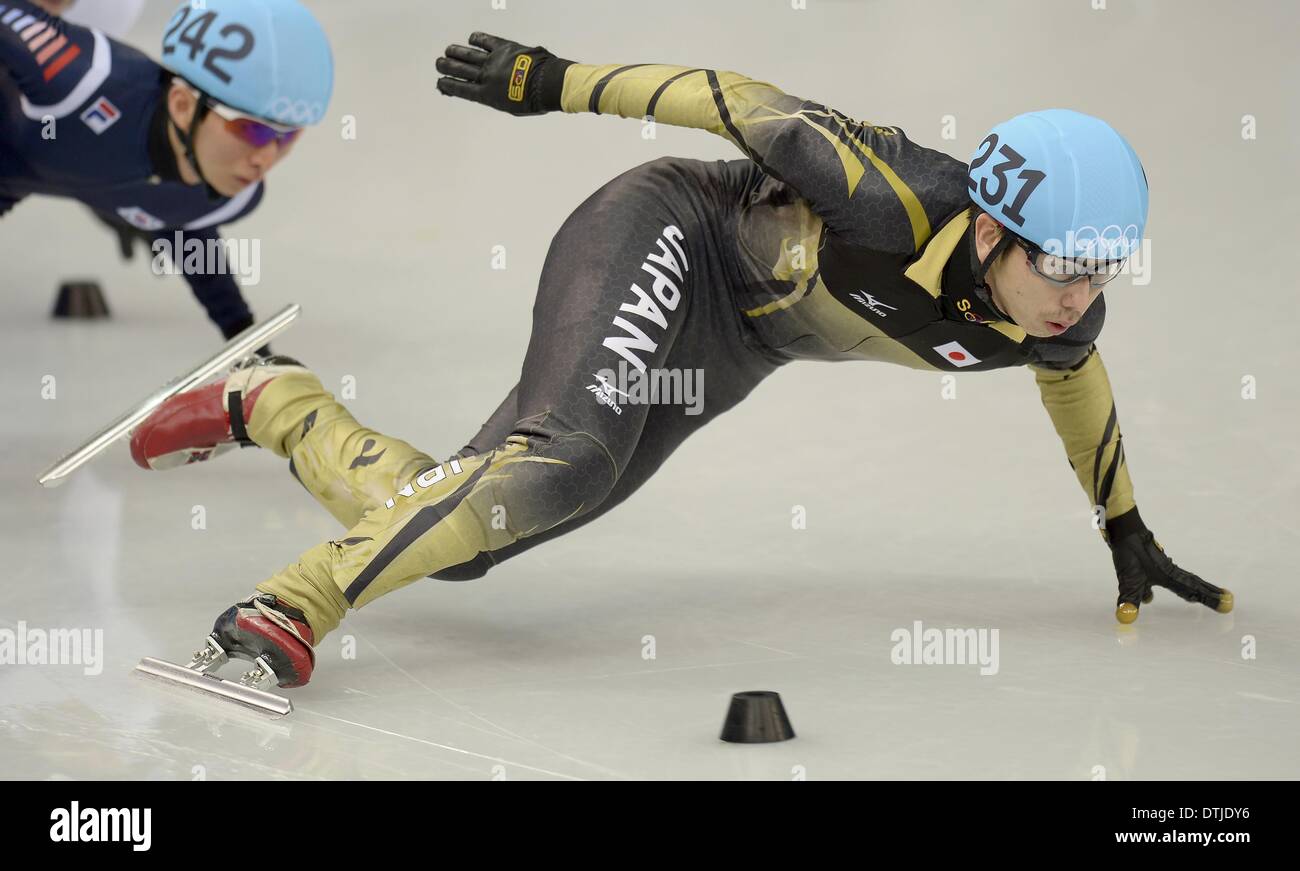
[2, 0, 1298, 780]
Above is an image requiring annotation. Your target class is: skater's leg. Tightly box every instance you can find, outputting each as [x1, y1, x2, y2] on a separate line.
[248, 158, 785, 642]
[252, 158, 787, 640]
[450, 382, 518, 460]
[133, 358, 445, 529]
[431, 268, 786, 578]
[253, 429, 592, 637]
[259, 382, 441, 530]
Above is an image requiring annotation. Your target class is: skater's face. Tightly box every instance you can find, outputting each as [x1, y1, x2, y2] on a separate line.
[973, 212, 1103, 338]
[166, 84, 300, 197]
[972, 214, 1102, 340]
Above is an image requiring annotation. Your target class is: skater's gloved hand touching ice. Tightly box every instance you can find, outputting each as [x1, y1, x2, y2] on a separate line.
[1106, 511, 1233, 624]
[435, 32, 573, 116]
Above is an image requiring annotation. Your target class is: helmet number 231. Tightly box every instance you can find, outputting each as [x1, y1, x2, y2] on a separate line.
[967, 134, 1046, 229]
[162, 6, 255, 86]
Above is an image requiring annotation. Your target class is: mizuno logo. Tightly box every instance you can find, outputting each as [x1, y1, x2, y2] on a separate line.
[587, 373, 625, 415]
[849, 291, 898, 318]
[591, 373, 629, 397]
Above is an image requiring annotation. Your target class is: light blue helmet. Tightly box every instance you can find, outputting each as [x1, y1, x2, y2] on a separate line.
[161, 0, 333, 126]
[968, 109, 1148, 262]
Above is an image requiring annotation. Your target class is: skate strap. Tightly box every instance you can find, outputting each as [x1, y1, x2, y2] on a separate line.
[228, 390, 255, 446]
[251, 597, 314, 662]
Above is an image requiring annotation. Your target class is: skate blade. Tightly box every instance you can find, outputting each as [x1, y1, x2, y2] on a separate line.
[37, 303, 301, 489]
[134, 657, 293, 718]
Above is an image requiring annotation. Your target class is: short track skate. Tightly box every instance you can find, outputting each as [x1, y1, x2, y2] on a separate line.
[38, 303, 301, 487]
[135, 636, 294, 718]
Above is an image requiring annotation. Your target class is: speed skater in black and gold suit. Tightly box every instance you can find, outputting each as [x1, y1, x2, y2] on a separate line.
[128, 33, 1231, 690]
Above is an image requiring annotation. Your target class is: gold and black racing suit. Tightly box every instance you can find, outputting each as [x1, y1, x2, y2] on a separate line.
[240, 62, 1138, 640]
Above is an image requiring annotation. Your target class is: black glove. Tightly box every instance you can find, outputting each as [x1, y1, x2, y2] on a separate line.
[435, 32, 573, 116]
[1106, 508, 1233, 624]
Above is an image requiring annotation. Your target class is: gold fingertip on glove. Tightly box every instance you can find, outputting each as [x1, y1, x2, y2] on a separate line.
[1216, 589, 1235, 614]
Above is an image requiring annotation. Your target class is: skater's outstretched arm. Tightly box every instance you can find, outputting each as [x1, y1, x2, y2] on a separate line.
[435, 33, 968, 253]
[0, 0, 99, 107]
[1030, 345, 1232, 623]
[147, 221, 262, 340]
[1031, 344, 1137, 534]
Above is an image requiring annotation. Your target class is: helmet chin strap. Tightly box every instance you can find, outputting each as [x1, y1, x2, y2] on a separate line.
[968, 224, 1018, 326]
[170, 99, 224, 202]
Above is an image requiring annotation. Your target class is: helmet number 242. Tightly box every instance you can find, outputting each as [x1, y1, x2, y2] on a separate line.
[162, 6, 255, 86]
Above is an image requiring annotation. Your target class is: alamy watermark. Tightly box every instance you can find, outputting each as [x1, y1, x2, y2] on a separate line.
[0, 621, 104, 675]
[587, 360, 704, 416]
[151, 232, 261, 286]
[50, 802, 150, 851]
[890, 619, 999, 676]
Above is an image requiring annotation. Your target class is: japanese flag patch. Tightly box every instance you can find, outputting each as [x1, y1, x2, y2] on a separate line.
[80, 96, 121, 135]
[933, 340, 981, 368]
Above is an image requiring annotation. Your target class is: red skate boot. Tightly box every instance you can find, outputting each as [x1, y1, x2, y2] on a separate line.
[210, 594, 317, 688]
[135, 594, 316, 717]
[129, 355, 306, 470]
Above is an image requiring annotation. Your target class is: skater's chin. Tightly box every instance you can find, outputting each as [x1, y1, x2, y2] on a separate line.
[211, 175, 256, 197]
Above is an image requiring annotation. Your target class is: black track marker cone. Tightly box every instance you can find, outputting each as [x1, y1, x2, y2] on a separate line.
[52, 281, 110, 319]
[720, 691, 795, 743]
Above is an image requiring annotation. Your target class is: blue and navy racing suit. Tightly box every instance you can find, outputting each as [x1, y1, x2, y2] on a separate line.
[1, 0, 263, 337]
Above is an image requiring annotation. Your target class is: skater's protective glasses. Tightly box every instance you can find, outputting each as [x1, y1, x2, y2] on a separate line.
[202, 96, 302, 148]
[1013, 236, 1125, 289]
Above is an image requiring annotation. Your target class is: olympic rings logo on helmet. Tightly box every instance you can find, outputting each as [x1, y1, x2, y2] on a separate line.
[1039, 224, 1143, 262]
[264, 97, 325, 126]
